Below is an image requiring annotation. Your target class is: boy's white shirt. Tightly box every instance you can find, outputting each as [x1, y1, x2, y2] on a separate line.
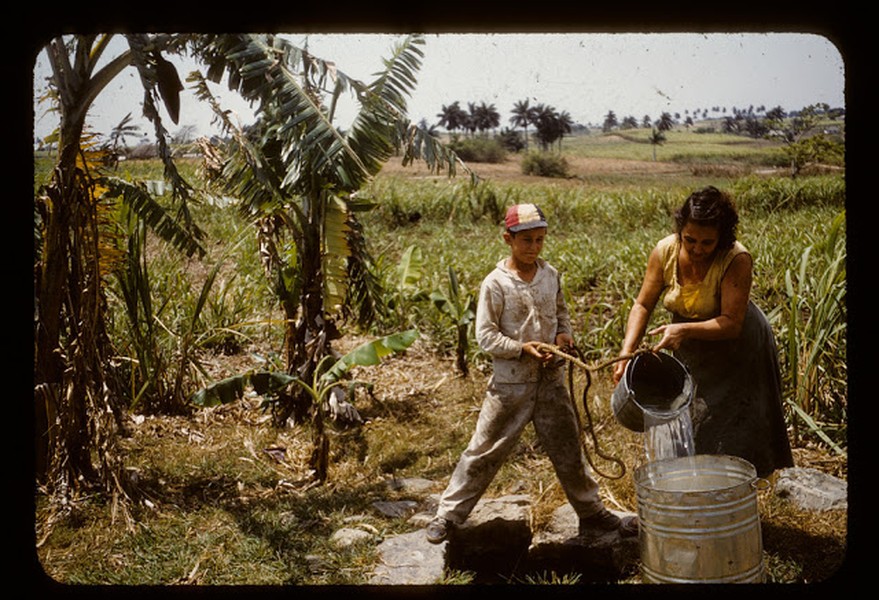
[475, 257, 572, 383]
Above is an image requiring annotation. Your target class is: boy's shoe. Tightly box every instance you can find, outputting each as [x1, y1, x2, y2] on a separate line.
[425, 516, 453, 544]
[578, 508, 639, 538]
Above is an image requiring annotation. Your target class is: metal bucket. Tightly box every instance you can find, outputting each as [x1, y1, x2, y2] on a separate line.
[611, 352, 694, 432]
[634, 454, 765, 584]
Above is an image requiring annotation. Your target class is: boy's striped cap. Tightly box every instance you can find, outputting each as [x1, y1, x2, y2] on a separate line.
[505, 203, 548, 232]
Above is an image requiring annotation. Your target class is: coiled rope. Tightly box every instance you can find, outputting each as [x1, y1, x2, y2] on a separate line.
[535, 342, 656, 480]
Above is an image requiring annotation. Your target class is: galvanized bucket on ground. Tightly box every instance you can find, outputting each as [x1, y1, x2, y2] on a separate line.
[612, 352, 694, 432]
[634, 454, 765, 584]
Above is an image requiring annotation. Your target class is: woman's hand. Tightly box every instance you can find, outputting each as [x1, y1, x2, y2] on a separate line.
[612, 359, 628, 384]
[648, 323, 687, 351]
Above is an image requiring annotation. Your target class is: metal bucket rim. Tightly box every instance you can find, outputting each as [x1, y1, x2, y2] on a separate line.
[634, 454, 758, 494]
[611, 351, 694, 431]
[628, 352, 693, 411]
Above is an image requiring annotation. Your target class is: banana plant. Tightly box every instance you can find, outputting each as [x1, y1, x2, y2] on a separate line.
[189, 34, 469, 432]
[387, 244, 430, 328]
[35, 33, 210, 497]
[430, 266, 477, 376]
[191, 330, 419, 481]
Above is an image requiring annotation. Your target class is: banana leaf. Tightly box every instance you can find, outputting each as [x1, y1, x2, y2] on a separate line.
[320, 330, 419, 385]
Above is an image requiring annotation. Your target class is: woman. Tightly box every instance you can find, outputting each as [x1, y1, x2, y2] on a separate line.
[613, 186, 793, 477]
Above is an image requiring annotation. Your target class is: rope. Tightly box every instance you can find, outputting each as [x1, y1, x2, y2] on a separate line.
[535, 342, 656, 480]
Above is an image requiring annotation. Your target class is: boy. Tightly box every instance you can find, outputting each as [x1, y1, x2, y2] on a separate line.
[426, 203, 638, 544]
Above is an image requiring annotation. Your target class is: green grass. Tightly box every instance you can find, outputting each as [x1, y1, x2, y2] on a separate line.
[559, 128, 787, 166]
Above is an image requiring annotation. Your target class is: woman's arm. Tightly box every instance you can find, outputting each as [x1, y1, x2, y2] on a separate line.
[613, 246, 665, 383]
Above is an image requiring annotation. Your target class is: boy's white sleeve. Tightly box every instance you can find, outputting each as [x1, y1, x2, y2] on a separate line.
[556, 272, 573, 337]
[475, 276, 522, 359]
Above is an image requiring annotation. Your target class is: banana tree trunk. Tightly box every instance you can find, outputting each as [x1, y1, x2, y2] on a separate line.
[35, 122, 87, 483]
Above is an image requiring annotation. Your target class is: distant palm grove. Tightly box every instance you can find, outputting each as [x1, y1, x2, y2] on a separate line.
[428, 97, 844, 154]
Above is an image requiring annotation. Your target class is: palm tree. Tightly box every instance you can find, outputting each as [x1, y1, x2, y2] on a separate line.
[418, 117, 439, 137]
[621, 116, 638, 130]
[657, 112, 675, 132]
[473, 101, 500, 135]
[104, 112, 141, 163]
[602, 110, 618, 132]
[722, 116, 738, 134]
[555, 110, 573, 151]
[509, 99, 536, 150]
[649, 127, 666, 161]
[464, 102, 479, 136]
[532, 104, 570, 152]
[436, 101, 467, 135]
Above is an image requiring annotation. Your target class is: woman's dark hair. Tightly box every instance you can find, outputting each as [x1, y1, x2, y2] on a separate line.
[673, 186, 739, 249]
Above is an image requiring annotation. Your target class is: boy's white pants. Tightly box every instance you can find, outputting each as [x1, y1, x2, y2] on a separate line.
[436, 366, 604, 525]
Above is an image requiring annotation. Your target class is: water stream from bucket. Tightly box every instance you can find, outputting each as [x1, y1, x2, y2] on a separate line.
[642, 405, 695, 463]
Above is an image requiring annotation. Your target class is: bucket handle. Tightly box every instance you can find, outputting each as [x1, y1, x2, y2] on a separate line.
[751, 477, 771, 491]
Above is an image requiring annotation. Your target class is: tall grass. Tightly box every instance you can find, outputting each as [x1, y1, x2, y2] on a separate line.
[56, 150, 842, 448]
[772, 211, 847, 452]
[361, 173, 847, 449]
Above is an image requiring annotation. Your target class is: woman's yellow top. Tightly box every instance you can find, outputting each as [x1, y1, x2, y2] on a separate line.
[656, 233, 749, 320]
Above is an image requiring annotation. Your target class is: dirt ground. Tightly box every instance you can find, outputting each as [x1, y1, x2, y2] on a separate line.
[349, 338, 849, 583]
[377, 152, 690, 184]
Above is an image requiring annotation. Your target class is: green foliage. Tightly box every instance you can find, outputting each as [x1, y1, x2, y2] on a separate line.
[447, 136, 507, 163]
[773, 210, 846, 452]
[521, 151, 570, 178]
[782, 134, 845, 176]
[36, 104, 847, 584]
[497, 128, 526, 153]
[731, 174, 846, 214]
[385, 244, 430, 329]
[104, 176, 205, 258]
[192, 330, 418, 408]
[513, 571, 583, 584]
[109, 198, 218, 414]
[360, 173, 846, 451]
[322, 329, 420, 384]
[430, 266, 477, 375]
[195, 33, 463, 369]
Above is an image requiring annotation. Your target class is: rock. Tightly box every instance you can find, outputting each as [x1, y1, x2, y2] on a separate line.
[444, 495, 533, 580]
[775, 467, 847, 511]
[408, 511, 435, 528]
[368, 468, 848, 584]
[527, 503, 639, 582]
[372, 500, 420, 518]
[370, 530, 447, 585]
[330, 527, 376, 548]
[407, 494, 440, 528]
[385, 477, 436, 493]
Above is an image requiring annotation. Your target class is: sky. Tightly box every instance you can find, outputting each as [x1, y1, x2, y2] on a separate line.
[31, 32, 846, 143]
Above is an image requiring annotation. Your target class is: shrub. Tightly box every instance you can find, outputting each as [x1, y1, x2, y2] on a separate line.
[447, 137, 507, 163]
[520, 152, 570, 178]
[497, 128, 525, 153]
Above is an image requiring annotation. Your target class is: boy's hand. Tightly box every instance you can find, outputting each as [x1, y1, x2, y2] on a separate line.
[521, 341, 552, 362]
[555, 333, 574, 352]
